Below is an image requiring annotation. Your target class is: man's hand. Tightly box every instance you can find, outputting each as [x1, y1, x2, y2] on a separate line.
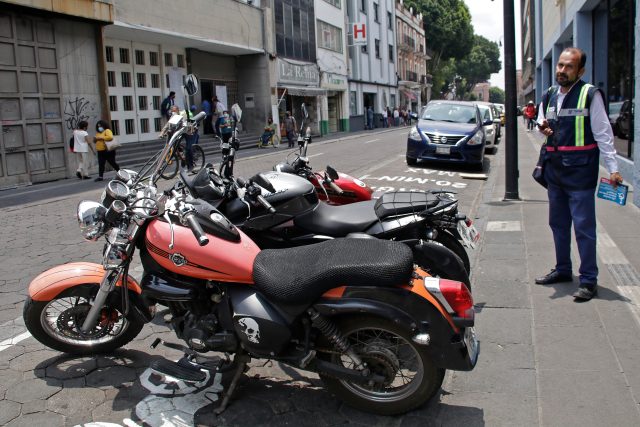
[610, 172, 623, 188]
[537, 119, 553, 137]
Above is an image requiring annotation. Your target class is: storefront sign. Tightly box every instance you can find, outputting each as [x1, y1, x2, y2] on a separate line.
[278, 59, 319, 86]
[322, 73, 348, 90]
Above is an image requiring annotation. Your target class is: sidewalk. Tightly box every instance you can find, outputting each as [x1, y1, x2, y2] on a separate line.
[438, 122, 640, 425]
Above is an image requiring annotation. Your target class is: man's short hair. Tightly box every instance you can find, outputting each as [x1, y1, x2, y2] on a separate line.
[562, 47, 587, 70]
[169, 91, 176, 97]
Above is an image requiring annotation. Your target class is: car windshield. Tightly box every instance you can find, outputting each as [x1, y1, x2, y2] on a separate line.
[421, 103, 477, 124]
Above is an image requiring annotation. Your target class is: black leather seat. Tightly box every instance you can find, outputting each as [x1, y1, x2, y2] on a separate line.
[252, 238, 413, 305]
[374, 191, 440, 218]
[294, 200, 379, 236]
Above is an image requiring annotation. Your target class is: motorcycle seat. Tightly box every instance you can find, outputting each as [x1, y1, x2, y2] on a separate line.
[252, 238, 413, 305]
[294, 201, 379, 236]
[374, 191, 440, 218]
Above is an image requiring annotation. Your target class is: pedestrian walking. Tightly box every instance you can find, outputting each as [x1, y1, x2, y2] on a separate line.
[284, 111, 297, 148]
[212, 96, 227, 136]
[534, 47, 623, 302]
[393, 107, 400, 126]
[93, 120, 119, 182]
[387, 107, 393, 128]
[382, 107, 388, 128]
[73, 120, 94, 179]
[524, 100, 537, 131]
[201, 98, 212, 134]
[217, 110, 233, 144]
[366, 106, 374, 130]
[160, 91, 176, 121]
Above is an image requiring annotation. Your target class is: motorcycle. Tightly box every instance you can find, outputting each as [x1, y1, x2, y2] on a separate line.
[23, 75, 479, 416]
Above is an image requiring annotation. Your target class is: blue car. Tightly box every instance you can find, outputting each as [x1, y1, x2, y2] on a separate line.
[406, 100, 487, 169]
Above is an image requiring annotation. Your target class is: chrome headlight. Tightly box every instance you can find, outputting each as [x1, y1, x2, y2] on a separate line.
[467, 130, 484, 146]
[408, 126, 422, 141]
[77, 201, 107, 241]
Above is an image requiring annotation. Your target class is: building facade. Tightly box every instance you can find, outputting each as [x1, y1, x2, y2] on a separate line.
[395, 0, 428, 114]
[521, 0, 536, 103]
[533, 0, 638, 207]
[346, 0, 398, 131]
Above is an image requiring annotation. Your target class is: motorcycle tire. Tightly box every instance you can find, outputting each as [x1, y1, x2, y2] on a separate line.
[191, 145, 205, 173]
[23, 285, 144, 355]
[318, 316, 445, 416]
[431, 230, 471, 275]
[159, 152, 180, 180]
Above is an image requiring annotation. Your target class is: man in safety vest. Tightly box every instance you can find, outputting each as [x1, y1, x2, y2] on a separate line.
[534, 47, 623, 301]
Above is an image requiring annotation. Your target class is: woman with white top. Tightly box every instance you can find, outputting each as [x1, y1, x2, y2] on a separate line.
[73, 121, 94, 179]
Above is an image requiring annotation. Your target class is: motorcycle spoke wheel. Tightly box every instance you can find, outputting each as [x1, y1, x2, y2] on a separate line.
[191, 145, 205, 173]
[159, 153, 179, 180]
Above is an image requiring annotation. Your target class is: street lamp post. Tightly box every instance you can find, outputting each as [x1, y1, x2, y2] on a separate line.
[501, 0, 519, 200]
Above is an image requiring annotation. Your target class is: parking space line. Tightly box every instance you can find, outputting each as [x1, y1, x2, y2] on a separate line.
[0, 331, 31, 352]
[364, 139, 379, 144]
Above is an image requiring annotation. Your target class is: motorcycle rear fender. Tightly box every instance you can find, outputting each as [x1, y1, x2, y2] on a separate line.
[409, 240, 470, 287]
[317, 284, 475, 371]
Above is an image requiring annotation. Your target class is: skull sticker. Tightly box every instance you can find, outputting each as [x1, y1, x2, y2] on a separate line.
[237, 317, 261, 344]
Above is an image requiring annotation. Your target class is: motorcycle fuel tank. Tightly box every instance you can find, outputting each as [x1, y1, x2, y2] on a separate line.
[145, 219, 260, 283]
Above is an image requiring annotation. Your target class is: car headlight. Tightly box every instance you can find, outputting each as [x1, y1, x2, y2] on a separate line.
[408, 126, 422, 141]
[77, 201, 107, 241]
[467, 130, 484, 146]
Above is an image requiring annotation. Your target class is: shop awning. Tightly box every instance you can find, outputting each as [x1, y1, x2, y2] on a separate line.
[402, 89, 417, 101]
[280, 86, 328, 97]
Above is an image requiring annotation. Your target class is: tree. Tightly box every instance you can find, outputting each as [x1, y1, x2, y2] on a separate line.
[456, 35, 502, 92]
[489, 87, 505, 104]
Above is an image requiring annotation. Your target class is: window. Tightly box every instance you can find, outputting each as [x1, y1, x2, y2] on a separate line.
[164, 53, 173, 67]
[323, 0, 340, 7]
[177, 54, 185, 68]
[140, 118, 149, 133]
[121, 72, 131, 87]
[154, 117, 162, 132]
[373, 3, 379, 23]
[375, 39, 380, 58]
[123, 96, 133, 111]
[136, 73, 146, 88]
[389, 45, 394, 62]
[151, 74, 160, 88]
[125, 119, 135, 135]
[166, 74, 170, 88]
[138, 96, 148, 110]
[105, 46, 113, 62]
[317, 20, 342, 53]
[390, 94, 396, 108]
[109, 96, 117, 112]
[152, 96, 161, 110]
[149, 51, 158, 66]
[111, 120, 120, 136]
[388, 12, 392, 29]
[135, 50, 145, 65]
[107, 71, 116, 87]
[360, 0, 366, 13]
[361, 44, 368, 54]
[119, 48, 129, 64]
[349, 91, 357, 116]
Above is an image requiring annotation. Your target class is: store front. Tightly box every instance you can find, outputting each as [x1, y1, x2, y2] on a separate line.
[276, 58, 324, 136]
[320, 72, 348, 134]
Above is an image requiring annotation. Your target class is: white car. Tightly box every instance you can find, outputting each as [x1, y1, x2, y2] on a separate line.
[477, 104, 498, 154]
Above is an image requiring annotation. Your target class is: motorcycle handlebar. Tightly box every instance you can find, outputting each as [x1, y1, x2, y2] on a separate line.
[256, 194, 276, 214]
[184, 211, 209, 246]
[327, 180, 344, 195]
[191, 111, 206, 123]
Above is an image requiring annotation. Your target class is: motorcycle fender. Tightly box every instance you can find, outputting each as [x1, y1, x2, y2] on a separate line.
[28, 262, 142, 301]
[411, 241, 470, 286]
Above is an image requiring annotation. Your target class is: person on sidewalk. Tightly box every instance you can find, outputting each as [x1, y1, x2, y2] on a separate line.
[366, 106, 374, 130]
[534, 47, 623, 302]
[93, 120, 119, 182]
[160, 91, 175, 121]
[524, 100, 537, 131]
[73, 121, 94, 179]
[284, 111, 297, 148]
[382, 107, 388, 128]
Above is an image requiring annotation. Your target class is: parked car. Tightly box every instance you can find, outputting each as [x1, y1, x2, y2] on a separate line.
[614, 100, 633, 140]
[406, 100, 486, 169]
[476, 101, 502, 145]
[495, 103, 506, 125]
[476, 103, 498, 154]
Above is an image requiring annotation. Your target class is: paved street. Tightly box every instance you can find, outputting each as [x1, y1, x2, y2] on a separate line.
[1, 124, 640, 426]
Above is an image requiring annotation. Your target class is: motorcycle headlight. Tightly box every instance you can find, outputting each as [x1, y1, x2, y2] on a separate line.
[77, 201, 107, 241]
[467, 130, 484, 146]
[408, 126, 422, 141]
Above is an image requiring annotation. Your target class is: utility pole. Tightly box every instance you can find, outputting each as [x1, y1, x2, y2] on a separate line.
[502, 0, 519, 200]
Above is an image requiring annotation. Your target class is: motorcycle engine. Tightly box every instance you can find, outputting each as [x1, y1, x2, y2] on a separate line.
[173, 312, 237, 352]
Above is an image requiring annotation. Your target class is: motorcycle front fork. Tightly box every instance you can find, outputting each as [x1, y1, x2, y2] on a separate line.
[80, 271, 118, 333]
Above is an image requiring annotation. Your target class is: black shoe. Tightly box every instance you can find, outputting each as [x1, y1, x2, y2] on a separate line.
[76, 172, 82, 179]
[535, 269, 572, 285]
[82, 176, 91, 180]
[94, 177, 104, 182]
[573, 285, 597, 301]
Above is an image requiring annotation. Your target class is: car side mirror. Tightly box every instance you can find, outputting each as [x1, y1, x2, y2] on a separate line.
[326, 165, 339, 180]
[483, 119, 493, 126]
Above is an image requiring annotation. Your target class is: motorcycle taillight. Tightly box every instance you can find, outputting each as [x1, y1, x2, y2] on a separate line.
[439, 279, 474, 319]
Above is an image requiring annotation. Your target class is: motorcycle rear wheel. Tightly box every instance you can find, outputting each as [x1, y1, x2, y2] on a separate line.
[319, 316, 445, 415]
[23, 285, 144, 355]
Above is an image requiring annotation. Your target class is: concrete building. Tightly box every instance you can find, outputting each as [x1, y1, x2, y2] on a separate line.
[315, 0, 350, 134]
[532, 0, 638, 207]
[521, 0, 536, 103]
[471, 82, 491, 102]
[0, 0, 113, 188]
[395, 0, 428, 114]
[346, 0, 398, 131]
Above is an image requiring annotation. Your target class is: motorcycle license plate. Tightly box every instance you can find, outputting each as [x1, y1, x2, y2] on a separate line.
[457, 220, 480, 249]
[435, 146, 450, 155]
[464, 326, 479, 366]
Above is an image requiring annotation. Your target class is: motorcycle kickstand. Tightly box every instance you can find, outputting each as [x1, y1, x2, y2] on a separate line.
[215, 353, 250, 415]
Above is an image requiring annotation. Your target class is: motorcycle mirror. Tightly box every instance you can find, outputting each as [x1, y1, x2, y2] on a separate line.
[326, 165, 339, 180]
[301, 103, 309, 119]
[251, 173, 276, 193]
[231, 103, 242, 122]
[183, 74, 199, 96]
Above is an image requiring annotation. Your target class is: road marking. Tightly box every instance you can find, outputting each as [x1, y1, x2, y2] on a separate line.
[486, 221, 521, 232]
[364, 139, 379, 144]
[0, 331, 31, 352]
[307, 153, 323, 158]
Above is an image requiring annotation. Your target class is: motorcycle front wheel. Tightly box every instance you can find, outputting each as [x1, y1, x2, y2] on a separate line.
[23, 285, 144, 355]
[319, 316, 445, 415]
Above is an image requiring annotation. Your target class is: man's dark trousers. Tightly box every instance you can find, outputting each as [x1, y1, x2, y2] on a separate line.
[547, 182, 598, 285]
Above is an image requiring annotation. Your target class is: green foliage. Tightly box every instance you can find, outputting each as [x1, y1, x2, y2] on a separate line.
[457, 35, 502, 91]
[489, 87, 505, 104]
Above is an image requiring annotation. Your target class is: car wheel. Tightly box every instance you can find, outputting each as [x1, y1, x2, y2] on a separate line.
[406, 156, 417, 166]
